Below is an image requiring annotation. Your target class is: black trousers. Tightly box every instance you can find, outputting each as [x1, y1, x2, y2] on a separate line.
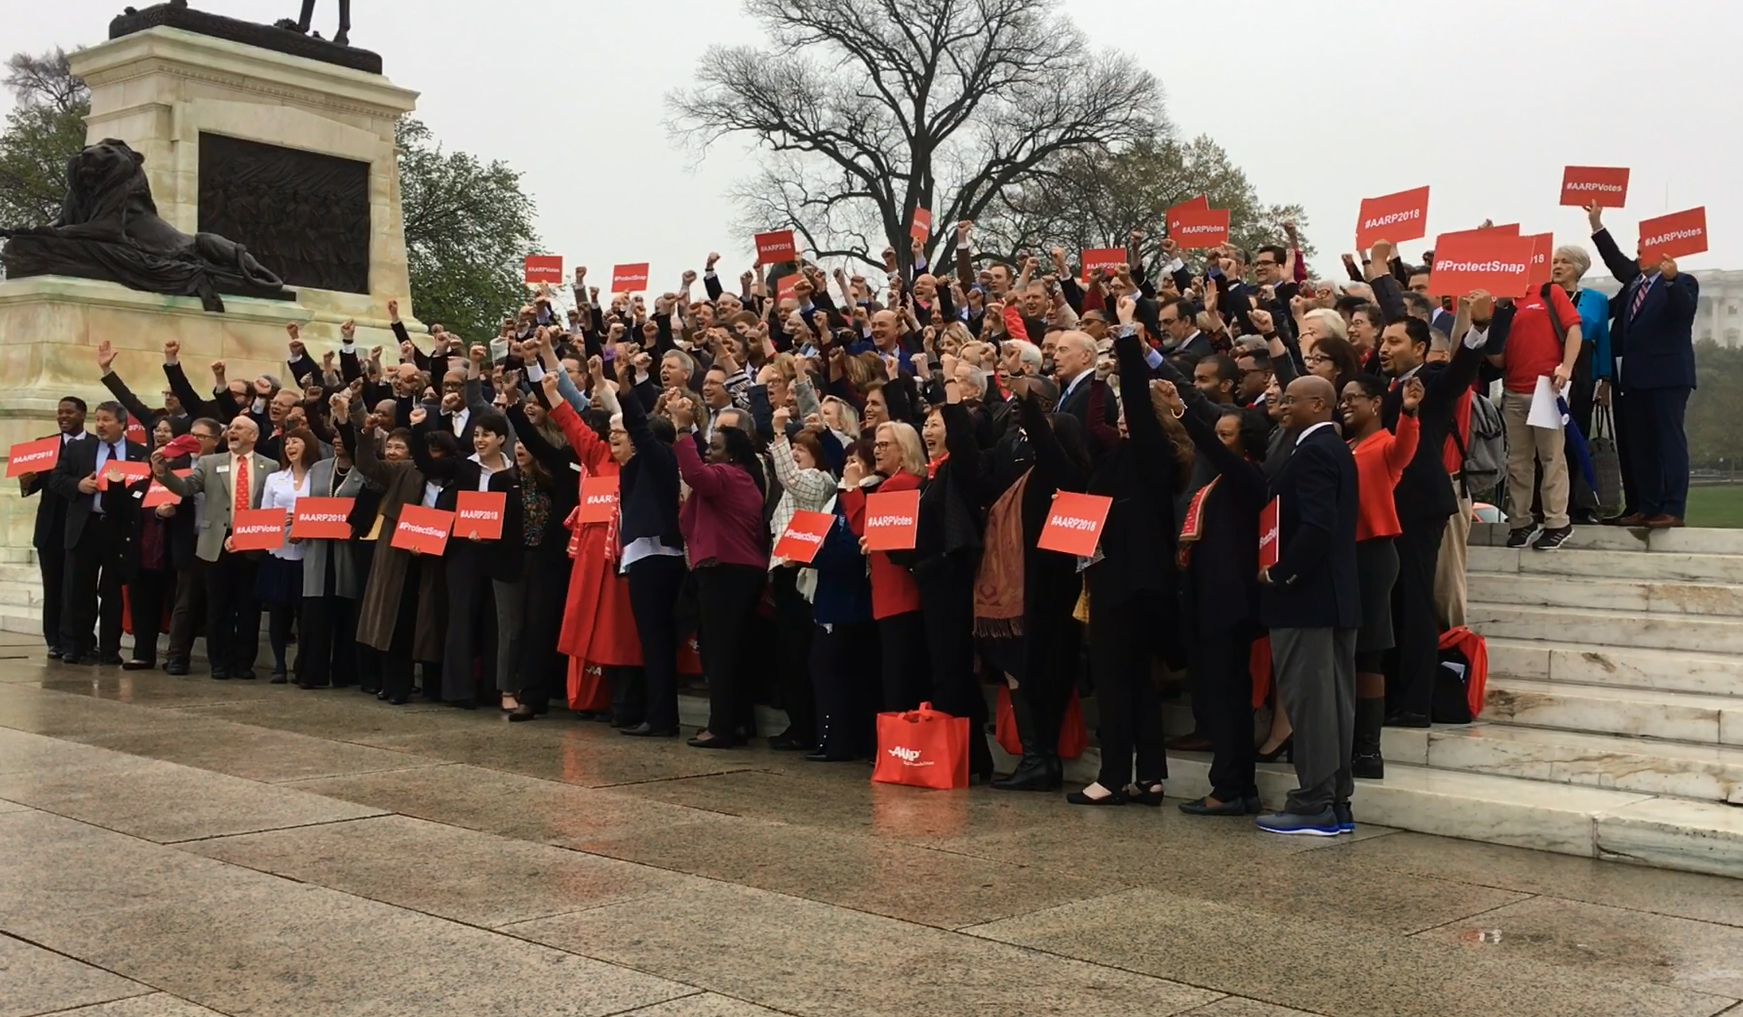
[1018, 607, 1082, 756]
[1386, 516, 1445, 720]
[299, 556, 355, 688]
[916, 568, 990, 777]
[267, 601, 299, 675]
[203, 549, 262, 675]
[61, 516, 126, 658]
[769, 567, 816, 745]
[1089, 590, 1168, 788]
[694, 563, 765, 737]
[1621, 385, 1692, 519]
[516, 541, 569, 708]
[440, 544, 494, 703]
[381, 556, 424, 700]
[878, 610, 932, 712]
[810, 620, 880, 757]
[1195, 626, 1257, 802]
[626, 554, 688, 731]
[127, 567, 175, 665]
[36, 539, 67, 652]
[167, 557, 205, 665]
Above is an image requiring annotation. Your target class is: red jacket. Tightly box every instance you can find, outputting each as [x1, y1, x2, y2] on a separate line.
[843, 471, 923, 620]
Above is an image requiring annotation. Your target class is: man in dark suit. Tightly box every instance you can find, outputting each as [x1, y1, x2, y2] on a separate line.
[1375, 300, 1497, 727]
[18, 397, 89, 659]
[1590, 204, 1699, 526]
[47, 401, 149, 665]
[1256, 375, 1360, 837]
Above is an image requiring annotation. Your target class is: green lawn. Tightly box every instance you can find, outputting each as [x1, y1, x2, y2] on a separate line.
[1685, 485, 1743, 528]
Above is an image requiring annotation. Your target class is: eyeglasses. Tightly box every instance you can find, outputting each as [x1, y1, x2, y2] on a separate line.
[1255, 258, 1280, 268]
[873, 440, 894, 450]
[1304, 354, 1333, 365]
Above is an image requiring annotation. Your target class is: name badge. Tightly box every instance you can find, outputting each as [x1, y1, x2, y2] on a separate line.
[569, 462, 583, 473]
[131, 490, 143, 499]
[216, 465, 230, 474]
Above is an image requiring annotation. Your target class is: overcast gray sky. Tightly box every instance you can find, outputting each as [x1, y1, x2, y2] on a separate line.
[7, 0, 1739, 292]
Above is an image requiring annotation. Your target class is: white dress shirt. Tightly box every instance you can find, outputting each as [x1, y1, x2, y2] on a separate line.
[260, 468, 311, 560]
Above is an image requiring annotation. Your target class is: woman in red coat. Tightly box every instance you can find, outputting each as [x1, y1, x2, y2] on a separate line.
[540, 372, 641, 715]
[844, 420, 931, 711]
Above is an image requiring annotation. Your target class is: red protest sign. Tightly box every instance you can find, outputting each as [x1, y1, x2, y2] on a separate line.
[524, 255, 563, 285]
[392, 505, 453, 555]
[1080, 247, 1125, 285]
[578, 474, 619, 524]
[230, 508, 286, 552]
[454, 490, 506, 541]
[1355, 186, 1430, 249]
[6, 436, 60, 478]
[1561, 166, 1629, 208]
[1426, 231, 1535, 299]
[610, 263, 650, 294]
[125, 422, 147, 445]
[1438, 223, 1520, 243]
[863, 489, 920, 552]
[141, 468, 191, 509]
[1525, 232, 1554, 290]
[910, 208, 932, 243]
[773, 510, 835, 564]
[1171, 205, 1230, 249]
[1638, 207, 1708, 261]
[1260, 496, 1280, 570]
[96, 459, 151, 491]
[290, 496, 355, 540]
[754, 230, 798, 265]
[1037, 492, 1113, 557]
[1165, 194, 1209, 234]
[775, 273, 800, 301]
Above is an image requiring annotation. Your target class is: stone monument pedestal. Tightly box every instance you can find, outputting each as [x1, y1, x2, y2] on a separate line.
[0, 23, 420, 552]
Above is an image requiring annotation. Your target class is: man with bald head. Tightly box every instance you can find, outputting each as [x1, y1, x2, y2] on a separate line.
[153, 412, 278, 679]
[1255, 374, 1361, 837]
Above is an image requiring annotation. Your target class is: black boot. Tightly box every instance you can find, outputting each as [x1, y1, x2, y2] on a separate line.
[1352, 697, 1386, 779]
[991, 689, 1061, 791]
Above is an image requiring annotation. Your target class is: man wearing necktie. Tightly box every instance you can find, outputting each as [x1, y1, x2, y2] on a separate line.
[18, 396, 89, 660]
[1590, 203, 1700, 527]
[47, 402, 148, 665]
[154, 414, 276, 680]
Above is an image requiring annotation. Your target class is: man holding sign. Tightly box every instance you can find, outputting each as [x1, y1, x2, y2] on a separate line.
[1590, 203, 1701, 528]
[46, 401, 148, 665]
[17, 396, 87, 660]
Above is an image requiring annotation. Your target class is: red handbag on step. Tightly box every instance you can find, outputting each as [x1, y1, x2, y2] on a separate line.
[872, 702, 970, 790]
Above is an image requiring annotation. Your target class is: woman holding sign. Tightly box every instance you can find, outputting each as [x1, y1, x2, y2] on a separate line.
[258, 427, 319, 684]
[409, 401, 522, 709]
[123, 415, 193, 673]
[843, 421, 930, 712]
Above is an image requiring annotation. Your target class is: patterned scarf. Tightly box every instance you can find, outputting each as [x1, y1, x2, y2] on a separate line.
[1176, 476, 1220, 569]
[973, 468, 1031, 638]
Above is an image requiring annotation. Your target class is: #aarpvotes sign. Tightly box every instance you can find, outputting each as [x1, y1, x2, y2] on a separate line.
[523, 255, 563, 285]
[230, 508, 287, 552]
[863, 489, 920, 552]
[1637, 207, 1708, 261]
[1560, 166, 1630, 208]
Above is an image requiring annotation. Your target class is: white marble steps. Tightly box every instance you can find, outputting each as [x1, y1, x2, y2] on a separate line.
[1467, 572, 1743, 617]
[1466, 601, 1743, 654]
[1424, 723, 1743, 805]
[1469, 544, 1743, 585]
[1468, 521, 1743, 554]
[1484, 677, 1743, 745]
[1485, 637, 1743, 697]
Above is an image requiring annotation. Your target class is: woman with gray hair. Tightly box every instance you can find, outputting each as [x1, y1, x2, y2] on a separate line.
[1552, 244, 1614, 523]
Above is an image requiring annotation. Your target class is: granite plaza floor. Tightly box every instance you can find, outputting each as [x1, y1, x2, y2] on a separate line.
[2, 634, 1742, 1017]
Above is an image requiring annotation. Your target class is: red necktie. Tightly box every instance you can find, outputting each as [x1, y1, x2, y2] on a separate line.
[233, 455, 250, 519]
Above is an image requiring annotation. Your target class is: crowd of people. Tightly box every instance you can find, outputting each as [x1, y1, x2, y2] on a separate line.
[18, 204, 1697, 836]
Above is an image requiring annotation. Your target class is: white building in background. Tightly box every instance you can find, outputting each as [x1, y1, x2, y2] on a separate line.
[1577, 270, 1743, 348]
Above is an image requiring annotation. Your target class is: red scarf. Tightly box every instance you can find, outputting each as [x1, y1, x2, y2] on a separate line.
[927, 452, 949, 479]
[1176, 477, 1219, 570]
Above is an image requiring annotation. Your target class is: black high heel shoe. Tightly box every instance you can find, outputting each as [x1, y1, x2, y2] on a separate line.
[1125, 782, 1165, 807]
[1065, 784, 1127, 806]
[1256, 737, 1293, 763]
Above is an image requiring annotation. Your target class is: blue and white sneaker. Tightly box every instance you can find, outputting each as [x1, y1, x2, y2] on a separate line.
[1333, 802, 1354, 834]
[1254, 808, 1341, 837]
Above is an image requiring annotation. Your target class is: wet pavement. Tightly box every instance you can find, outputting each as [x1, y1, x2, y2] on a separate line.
[2, 639, 1741, 1017]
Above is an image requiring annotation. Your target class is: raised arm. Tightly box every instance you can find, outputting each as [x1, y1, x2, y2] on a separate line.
[95, 341, 157, 428]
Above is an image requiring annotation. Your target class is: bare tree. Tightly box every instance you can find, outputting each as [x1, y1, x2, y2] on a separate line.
[4, 49, 88, 116]
[667, 0, 1162, 275]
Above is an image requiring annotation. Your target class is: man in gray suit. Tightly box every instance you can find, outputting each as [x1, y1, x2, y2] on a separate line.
[151, 415, 277, 680]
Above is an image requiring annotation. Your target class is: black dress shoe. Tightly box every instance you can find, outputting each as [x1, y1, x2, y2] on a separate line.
[1179, 795, 1250, 816]
[164, 660, 189, 676]
[210, 668, 230, 680]
[1126, 783, 1166, 807]
[686, 732, 739, 749]
[508, 704, 539, 722]
[449, 698, 476, 710]
[298, 681, 331, 690]
[991, 753, 1063, 791]
[767, 733, 810, 752]
[45, 647, 63, 661]
[121, 659, 154, 671]
[375, 689, 390, 700]
[803, 749, 857, 762]
[232, 670, 257, 681]
[269, 671, 289, 684]
[1351, 751, 1385, 779]
[620, 723, 680, 737]
[359, 685, 381, 695]
[386, 694, 410, 706]
[1383, 711, 1431, 729]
